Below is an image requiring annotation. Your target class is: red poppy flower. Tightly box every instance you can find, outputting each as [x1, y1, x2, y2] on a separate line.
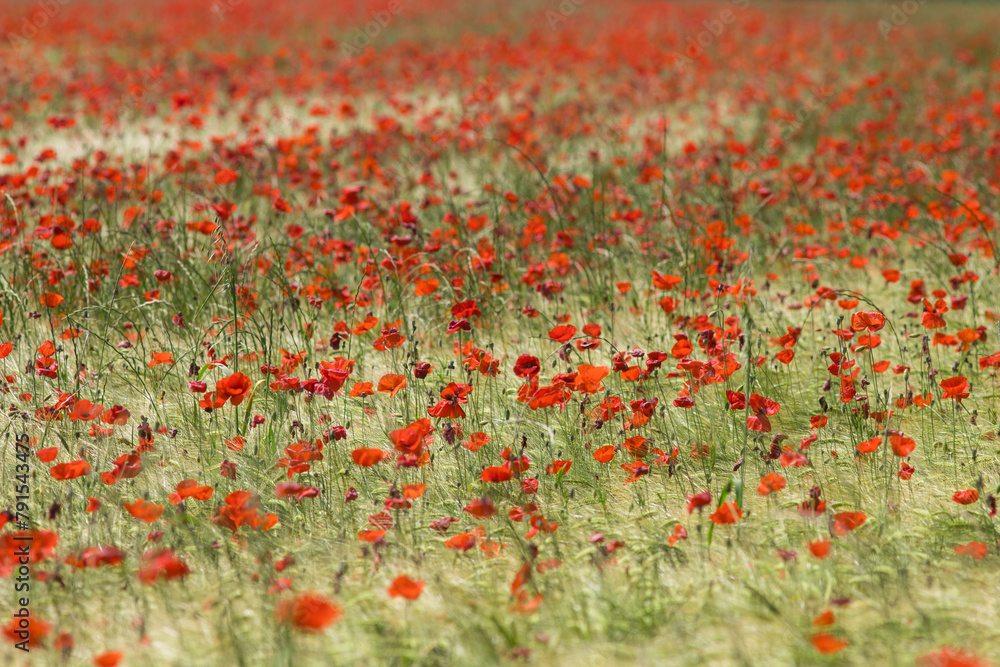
[414, 278, 439, 296]
[592, 445, 615, 463]
[35, 446, 59, 463]
[388, 575, 425, 600]
[136, 549, 190, 584]
[811, 632, 848, 654]
[952, 489, 979, 505]
[2, 616, 51, 648]
[889, 432, 916, 457]
[651, 271, 682, 290]
[444, 532, 477, 551]
[481, 466, 513, 483]
[40, 292, 64, 308]
[65, 546, 125, 569]
[747, 394, 781, 433]
[349, 381, 374, 397]
[463, 497, 496, 518]
[70, 399, 103, 421]
[757, 473, 786, 496]
[462, 431, 490, 452]
[775, 349, 795, 364]
[546, 460, 572, 475]
[93, 650, 124, 667]
[377, 373, 407, 397]
[275, 592, 342, 632]
[148, 351, 174, 368]
[50, 460, 91, 481]
[808, 540, 831, 559]
[856, 436, 881, 454]
[451, 299, 481, 319]
[100, 405, 131, 425]
[123, 498, 164, 524]
[709, 502, 743, 525]
[358, 529, 386, 543]
[725, 390, 746, 410]
[953, 542, 988, 560]
[686, 490, 712, 513]
[849, 310, 885, 332]
[167, 480, 214, 505]
[921, 299, 948, 329]
[832, 511, 867, 536]
[940, 376, 970, 401]
[547, 324, 576, 343]
[351, 448, 389, 467]
[216, 372, 252, 406]
[401, 484, 427, 499]
[917, 647, 989, 666]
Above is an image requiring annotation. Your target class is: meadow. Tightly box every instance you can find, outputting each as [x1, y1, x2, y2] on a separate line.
[1, 0, 999, 664]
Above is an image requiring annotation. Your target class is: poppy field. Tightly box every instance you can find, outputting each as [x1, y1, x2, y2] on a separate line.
[2, 0, 1000, 664]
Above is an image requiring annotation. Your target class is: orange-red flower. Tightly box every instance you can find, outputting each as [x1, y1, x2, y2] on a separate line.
[952, 489, 979, 505]
[377, 373, 407, 397]
[481, 466, 513, 483]
[351, 448, 389, 467]
[850, 310, 885, 332]
[709, 502, 742, 524]
[168, 479, 214, 505]
[757, 473, 786, 496]
[592, 445, 615, 463]
[123, 498, 164, 524]
[917, 646, 989, 667]
[136, 549, 190, 584]
[50, 460, 91, 481]
[940, 376, 970, 401]
[387, 575, 425, 600]
[811, 632, 848, 654]
[953, 542, 988, 560]
[547, 324, 576, 343]
[444, 532, 477, 551]
[808, 540, 831, 559]
[216, 372, 252, 406]
[687, 491, 712, 513]
[832, 511, 866, 536]
[889, 432, 916, 457]
[275, 592, 342, 631]
[40, 292, 64, 308]
[65, 545, 125, 570]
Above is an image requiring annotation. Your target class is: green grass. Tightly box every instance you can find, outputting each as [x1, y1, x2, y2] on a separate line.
[2, 1, 1000, 665]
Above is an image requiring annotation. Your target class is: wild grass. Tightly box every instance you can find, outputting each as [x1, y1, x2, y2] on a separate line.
[2, 1, 1000, 666]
